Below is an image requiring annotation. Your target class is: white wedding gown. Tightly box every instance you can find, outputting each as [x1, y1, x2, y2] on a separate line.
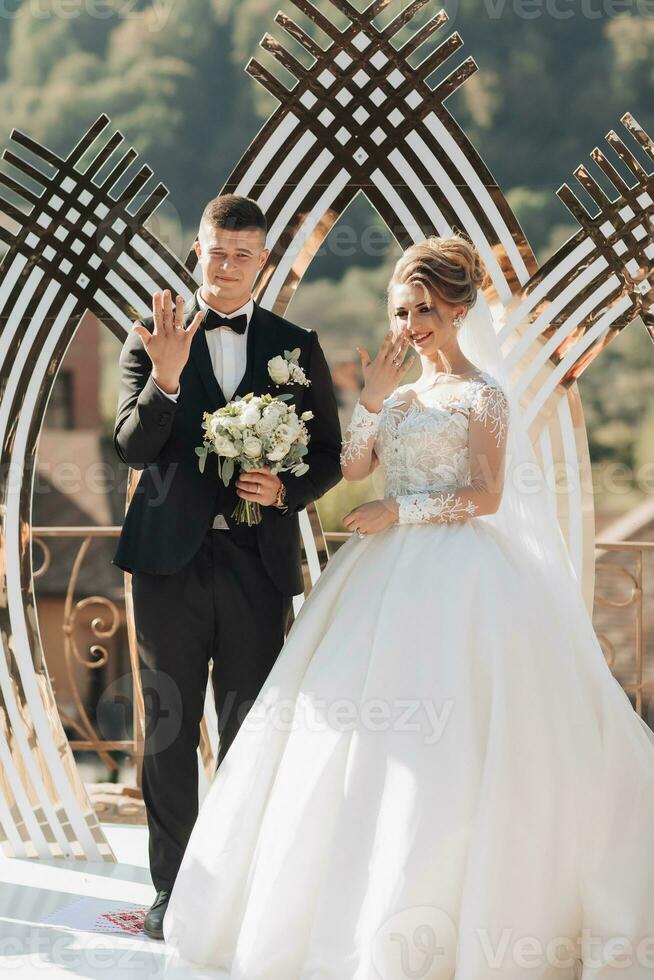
[164, 370, 654, 980]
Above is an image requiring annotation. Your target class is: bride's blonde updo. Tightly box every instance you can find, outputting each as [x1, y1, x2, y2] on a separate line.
[387, 233, 486, 318]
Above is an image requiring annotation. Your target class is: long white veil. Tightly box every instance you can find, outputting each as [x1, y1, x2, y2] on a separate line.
[456, 291, 582, 591]
[458, 290, 654, 753]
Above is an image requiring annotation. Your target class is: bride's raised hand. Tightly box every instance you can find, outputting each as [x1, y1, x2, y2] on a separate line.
[356, 328, 414, 414]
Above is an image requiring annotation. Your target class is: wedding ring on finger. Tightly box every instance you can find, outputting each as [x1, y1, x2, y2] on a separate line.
[356, 528, 366, 538]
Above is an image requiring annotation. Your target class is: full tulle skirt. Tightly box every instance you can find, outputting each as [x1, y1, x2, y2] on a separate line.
[163, 519, 654, 979]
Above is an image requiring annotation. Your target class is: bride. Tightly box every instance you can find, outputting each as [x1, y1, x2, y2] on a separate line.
[163, 235, 654, 979]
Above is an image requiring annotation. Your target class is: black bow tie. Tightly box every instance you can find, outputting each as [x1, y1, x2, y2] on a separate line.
[201, 308, 248, 334]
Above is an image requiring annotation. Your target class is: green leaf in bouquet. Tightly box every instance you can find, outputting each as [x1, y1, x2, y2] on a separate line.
[293, 463, 310, 476]
[297, 444, 309, 457]
[276, 393, 294, 402]
[196, 445, 208, 473]
[221, 457, 235, 487]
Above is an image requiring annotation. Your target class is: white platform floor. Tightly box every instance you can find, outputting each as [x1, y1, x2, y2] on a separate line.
[0, 824, 224, 978]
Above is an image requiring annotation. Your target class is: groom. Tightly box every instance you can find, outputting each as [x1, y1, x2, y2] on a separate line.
[111, 194, 342, 938]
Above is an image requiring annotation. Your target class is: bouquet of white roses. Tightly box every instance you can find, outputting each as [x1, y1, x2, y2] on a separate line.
[196, 392, 313, 526]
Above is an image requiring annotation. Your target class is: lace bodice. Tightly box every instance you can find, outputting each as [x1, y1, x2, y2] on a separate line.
[340, 370, 510, 525]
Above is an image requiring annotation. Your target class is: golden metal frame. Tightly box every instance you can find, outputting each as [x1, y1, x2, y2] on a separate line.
[0, 0, 651, 859]
[594, 540, 654, 718]
[32, 527, 142, 767]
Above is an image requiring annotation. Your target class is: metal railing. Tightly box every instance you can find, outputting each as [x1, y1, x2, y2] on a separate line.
[31, 526, 653, 777]
[594, 540, 653, 718]
[32, 526, 144, 774]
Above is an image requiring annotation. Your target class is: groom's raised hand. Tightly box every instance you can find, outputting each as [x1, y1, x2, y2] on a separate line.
[132, 290, 204, 395]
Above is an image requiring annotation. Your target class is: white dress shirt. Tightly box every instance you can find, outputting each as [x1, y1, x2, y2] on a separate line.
[153, 290, 254, 402]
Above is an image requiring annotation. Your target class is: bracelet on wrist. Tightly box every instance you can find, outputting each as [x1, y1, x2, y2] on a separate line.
[274, 481, 288, 510]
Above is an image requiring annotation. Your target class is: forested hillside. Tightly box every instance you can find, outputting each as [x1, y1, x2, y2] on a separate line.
[0, 0, 652, 509]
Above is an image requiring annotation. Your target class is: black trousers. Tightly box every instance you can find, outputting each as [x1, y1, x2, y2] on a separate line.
[131, 526, 293, 892]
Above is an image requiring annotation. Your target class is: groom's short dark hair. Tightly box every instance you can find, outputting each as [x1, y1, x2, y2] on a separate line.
[199, 195, 267, 238]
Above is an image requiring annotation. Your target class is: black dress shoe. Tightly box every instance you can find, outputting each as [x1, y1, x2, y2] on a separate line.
[143, 889, 171, 940]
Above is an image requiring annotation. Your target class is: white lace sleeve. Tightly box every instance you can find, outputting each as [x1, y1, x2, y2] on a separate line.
[397, 492, 478, 524]
[469, 381, 510, 448]
[340, 400, 382, 466]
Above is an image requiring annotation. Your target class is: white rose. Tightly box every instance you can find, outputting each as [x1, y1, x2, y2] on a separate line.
[268, 444, 289, 461]
[264, 406, 284, 426]
[268, 355, 291, 384]
[243, 436, 263, 459]
[241, 403, 262, 426]
[257, 415, 276, 435]
[214, 435, 239, 457]
[274, 423, 292, 442]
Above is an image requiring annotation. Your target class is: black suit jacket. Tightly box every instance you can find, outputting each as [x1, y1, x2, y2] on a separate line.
[111, 292, 342, 596]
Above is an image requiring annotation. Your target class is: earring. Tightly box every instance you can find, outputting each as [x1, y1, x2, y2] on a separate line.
[453, 314, 464, 330]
